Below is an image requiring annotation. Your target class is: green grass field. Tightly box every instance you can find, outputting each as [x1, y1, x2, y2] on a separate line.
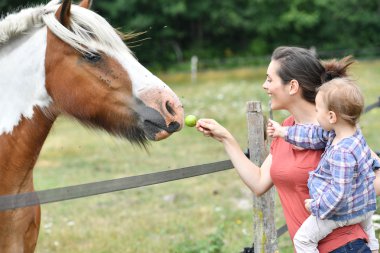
[34, 60, 380, 253]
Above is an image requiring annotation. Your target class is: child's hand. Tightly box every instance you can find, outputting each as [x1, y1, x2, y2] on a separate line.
[304, 199, 312, 213]
[267, 119, 286, 138]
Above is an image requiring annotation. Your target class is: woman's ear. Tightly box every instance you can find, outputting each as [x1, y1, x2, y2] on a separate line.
[328, 111, 337, 124]
[289, 79, 300, 95]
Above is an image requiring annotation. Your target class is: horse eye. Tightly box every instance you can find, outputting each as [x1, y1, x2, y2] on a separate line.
[83, 52, 101, 62]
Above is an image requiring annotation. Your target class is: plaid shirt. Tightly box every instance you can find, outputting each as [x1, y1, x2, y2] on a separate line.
[285, 124, 377, 221]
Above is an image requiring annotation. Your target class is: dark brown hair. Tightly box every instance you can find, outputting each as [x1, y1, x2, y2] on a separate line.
[271, 46, 355, 104]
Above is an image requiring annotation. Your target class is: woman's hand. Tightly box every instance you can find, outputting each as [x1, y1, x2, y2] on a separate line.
[196, 119, 231, 142]
[267, 119, 287, 138]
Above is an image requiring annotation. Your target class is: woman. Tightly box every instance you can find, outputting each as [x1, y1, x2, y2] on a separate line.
[196, 46, 380, 252]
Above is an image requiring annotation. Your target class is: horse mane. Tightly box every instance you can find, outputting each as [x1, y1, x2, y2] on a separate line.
[0, 0, 133, 56]
[0, 5, 45, 44]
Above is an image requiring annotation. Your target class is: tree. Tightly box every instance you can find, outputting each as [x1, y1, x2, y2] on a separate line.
[2, 0, 380, 68]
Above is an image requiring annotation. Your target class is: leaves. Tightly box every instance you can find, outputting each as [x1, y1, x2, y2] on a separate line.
[2, 0, 380, 68]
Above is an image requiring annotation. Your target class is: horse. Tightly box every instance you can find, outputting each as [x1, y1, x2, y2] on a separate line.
[0, 0, 184, 252]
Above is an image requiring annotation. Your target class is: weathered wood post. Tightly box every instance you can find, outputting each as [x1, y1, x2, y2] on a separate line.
[246, 101, 278, 253]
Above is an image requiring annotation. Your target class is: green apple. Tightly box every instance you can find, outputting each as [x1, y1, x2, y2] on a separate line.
[185, 115, 197, 127]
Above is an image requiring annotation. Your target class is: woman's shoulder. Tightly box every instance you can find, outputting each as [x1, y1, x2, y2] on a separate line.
[281, 115, 295, 127]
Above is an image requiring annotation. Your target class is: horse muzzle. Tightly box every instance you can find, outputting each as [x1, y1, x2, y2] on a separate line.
[134, 89, 184, 141]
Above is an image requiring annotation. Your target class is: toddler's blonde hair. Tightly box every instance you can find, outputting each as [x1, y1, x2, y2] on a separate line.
[317, 77, 364, 126]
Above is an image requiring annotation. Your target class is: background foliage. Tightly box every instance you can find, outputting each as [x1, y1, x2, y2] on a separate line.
[1, 0, 380, 69]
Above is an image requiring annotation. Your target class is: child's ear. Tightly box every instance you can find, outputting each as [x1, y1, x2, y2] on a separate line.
[289, 79, 299, 95]
[329, 111, 337, 124]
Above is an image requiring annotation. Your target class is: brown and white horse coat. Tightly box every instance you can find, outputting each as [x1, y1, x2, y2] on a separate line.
[0, 0, 184, 252]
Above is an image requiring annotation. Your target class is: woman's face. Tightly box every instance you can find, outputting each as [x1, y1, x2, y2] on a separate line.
[262, 60, 291, 110]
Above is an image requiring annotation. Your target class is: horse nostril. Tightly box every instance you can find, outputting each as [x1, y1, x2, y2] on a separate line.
[167, 122, 180, 133]
[165, 101, 176, 116]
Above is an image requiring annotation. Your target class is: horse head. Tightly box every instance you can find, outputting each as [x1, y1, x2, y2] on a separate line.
[44, 0, 184, 145]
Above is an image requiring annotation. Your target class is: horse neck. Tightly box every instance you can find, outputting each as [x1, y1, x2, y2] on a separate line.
[0, 26, 55, 195]
[0, 108, 56, 195]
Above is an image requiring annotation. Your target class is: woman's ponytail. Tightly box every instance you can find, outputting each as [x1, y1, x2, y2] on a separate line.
[321, 56, 355, 83]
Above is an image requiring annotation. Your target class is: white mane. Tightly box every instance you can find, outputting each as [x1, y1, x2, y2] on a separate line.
[0, 0, 131, 55]
[0, 5, 45, 44]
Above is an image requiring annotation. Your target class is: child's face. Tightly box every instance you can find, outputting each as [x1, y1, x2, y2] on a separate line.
[315, 92, 333, 131]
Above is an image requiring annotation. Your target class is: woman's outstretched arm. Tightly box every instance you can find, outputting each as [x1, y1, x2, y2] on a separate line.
[196, 118, 273, 196]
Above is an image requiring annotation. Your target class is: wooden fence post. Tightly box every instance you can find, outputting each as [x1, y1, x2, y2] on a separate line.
[246, 101, 278, 253]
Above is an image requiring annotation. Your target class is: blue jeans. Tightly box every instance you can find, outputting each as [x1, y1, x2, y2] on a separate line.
[330, 239, 371, 253]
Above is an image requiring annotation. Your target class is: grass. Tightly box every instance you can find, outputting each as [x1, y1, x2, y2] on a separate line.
[34, 60, 380, 252]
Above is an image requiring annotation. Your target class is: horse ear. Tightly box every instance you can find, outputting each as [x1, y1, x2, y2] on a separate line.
[55, 0, 72, 27]
[79, 0, 92, 9]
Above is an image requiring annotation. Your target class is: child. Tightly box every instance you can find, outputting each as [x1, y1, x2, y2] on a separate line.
[267, 77, 378, 252]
